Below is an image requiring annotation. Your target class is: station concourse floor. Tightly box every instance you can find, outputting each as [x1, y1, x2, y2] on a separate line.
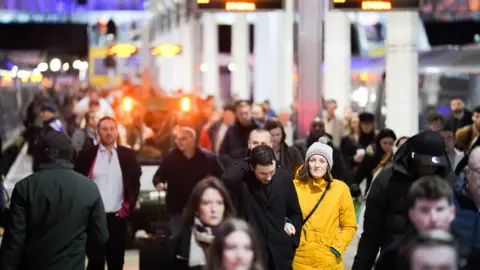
[3, 145, 359, 270]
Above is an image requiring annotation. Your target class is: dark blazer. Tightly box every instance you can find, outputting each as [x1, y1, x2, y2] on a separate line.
[74, 145, 142, 217]
[222, 161, 303, 270]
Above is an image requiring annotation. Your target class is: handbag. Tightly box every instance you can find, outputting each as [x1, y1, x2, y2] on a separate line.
[303, 181, 331, 225]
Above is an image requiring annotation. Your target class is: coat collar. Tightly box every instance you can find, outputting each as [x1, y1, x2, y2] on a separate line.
[38, 159, 74, 171]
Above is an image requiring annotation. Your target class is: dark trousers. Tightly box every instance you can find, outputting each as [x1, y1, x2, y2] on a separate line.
[87, 213, 127, 270]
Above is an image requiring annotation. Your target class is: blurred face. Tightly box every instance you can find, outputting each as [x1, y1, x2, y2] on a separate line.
[326, 102, 336, 115]
[409, 199, 454, 232]
[222, 230, 254, 270]
[269, 128, 283, 149]
[98, 119, 118, 146]
[439, 130, 455, 153]
[175, 131, 196, 153]
[473, 112, 480, 129]
[224, 110, 235, 125]
[427, 120, 443, 132]
[310, 121, 325, 138]
[466, 160, 480, 199]
[450, 98, 464, 114]
[197, 188, 225, 227]
[251, 162, 276, 184]
[380, 137, 395, 153]
[40, 110, 56, 122]
[350, 116, 359, 131]
[88, 113, 101, 129]
[89, 91, 100, 102]
[411, 246, 457, 270]
[248, 131, 272, 150]
[251, 105, 264, 121]
[416, 164, 440, 176]
[236, 105, 252, 126]
[308, 154, 329, 179]
[360, 122, 374, 133]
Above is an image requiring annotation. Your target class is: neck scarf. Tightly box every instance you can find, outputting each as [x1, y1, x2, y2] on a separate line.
[188, 217, 215, 267]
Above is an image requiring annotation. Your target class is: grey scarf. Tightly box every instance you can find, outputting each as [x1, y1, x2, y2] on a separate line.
[188, 217, 214, 267]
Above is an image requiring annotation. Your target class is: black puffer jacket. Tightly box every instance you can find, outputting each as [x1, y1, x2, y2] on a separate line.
[352, 134, 456, 270]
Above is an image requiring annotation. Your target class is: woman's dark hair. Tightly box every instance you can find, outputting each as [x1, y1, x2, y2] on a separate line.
[205, 218, 263, 270]
[264, 118, 287, 143]
[183, 177, 236, 227]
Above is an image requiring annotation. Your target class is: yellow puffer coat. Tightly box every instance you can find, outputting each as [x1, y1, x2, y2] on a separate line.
[293, 170, 357, 270]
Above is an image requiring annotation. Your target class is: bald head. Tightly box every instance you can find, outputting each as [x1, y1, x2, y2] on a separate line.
[466, 147, 480, 202]
[248, 129, 272, 150]
[468, 147, 480, 167]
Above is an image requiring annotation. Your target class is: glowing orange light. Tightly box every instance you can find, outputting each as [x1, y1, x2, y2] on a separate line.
[123, 97, 134, 112]
[109, 44, 138, 58]
[151, 44, 182, 57]
[180, 97, 192, 112]
[225, 2, 256, 11]
[361, 1, 392, 10]
[333, 0, 346, 2]
[197, 0, 209, 3]
[359, 73, 369, 82]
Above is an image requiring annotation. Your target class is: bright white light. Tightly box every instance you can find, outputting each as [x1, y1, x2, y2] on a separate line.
[50, 58, 61, 72]
[38, 62, 48, 72]
[12, 65, 18, 72]
[228, 63, 236, 72]
[78, 61, 89, 71]
[62, 63, 69, 71]
[17, 70, 30, 78]
[369, 93, 377, 102]
[352, 87, 369, 107]
[200, 63, 208, 72]
[72, 60, 81, 69]
[424, 67, 440, 74]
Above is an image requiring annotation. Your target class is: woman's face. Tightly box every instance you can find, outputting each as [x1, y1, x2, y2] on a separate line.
[222, 230, 254, 270]
[197, 188, 225, 227]
[308, 154, 329, 179]
[269, 127, 283, 148]
[380, 137, 395, 153]
[350, 116, 359, 131]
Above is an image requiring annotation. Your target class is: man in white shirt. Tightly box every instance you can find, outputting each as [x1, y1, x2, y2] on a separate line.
[74, 88, 115, 117]
[75, 116, 141, 270]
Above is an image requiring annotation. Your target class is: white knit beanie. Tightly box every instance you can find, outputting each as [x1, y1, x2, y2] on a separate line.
[305, 137, 334, 168]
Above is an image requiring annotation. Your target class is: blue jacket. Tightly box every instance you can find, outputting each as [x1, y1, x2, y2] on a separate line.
[452, 174, 480, 251]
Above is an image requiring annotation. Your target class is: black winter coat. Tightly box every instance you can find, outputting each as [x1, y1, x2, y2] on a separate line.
[219, 121, 259, 168]
[0, 160, 109, 270]
[352, 137, 456, 270]
[221, 161, 302, 270]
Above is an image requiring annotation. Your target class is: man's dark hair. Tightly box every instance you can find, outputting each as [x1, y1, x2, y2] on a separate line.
[407, 175, 453, 209]
[234, 100, 251, 112]
[249, 145, 275, 168]
[97, 116, 117, 130]
[473, 106, 480, 114]
[223, 104, 235, 112]
[426, 111, 444, 124]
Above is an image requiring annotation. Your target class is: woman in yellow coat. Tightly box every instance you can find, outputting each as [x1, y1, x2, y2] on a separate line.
[292, 138, 357, 270]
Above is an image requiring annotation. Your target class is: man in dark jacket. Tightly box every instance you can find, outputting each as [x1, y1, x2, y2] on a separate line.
[0, 130, 108, 270]
[222, 145, 302, 270]
[352, 131, 456, 270]
[152, 126, 223, 237]
[219, 100, 260, 168]
[444, 97, 473, 134]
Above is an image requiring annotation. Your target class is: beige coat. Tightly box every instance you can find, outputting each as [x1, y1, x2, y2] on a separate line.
[323, 116, 344, 147]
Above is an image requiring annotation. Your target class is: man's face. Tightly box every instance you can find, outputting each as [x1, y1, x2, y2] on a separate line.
[360, 122, 374, 133]
[236, 105, 252, 126]
[427, 120, 443, 132]
[248, 131, 272, 150]
[310, 121, 325, 138]
[450, 98, 464, 114]
[40, 110, 55, 122]
[416, 163, 440, 177]
[439, 130, 455, 153]
[410, 246, 457, 270]
[98, 119, 118, 146]
[175, 131, 196, 152]
[89, 91, 100, 102]
[326, 102, 336, 115]
[466, 163, 480, 199]
[473, 112, 480, 129]
[251, 105, 264, 122]
[223, 110, 235, 125]
[409, 199, 454, 232]
[251, 162, 276, 184]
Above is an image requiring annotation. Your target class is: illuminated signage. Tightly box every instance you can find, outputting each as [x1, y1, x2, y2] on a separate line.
[151, 44, 182, 57]
[108, 44, 137, 58]
[331, 0, 422, 11]
[196, 0, 283, 11]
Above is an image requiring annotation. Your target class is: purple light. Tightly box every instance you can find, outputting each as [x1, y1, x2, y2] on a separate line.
[1, 0, 144, 12]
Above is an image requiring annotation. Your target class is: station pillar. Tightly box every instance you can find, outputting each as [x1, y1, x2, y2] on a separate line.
[280, 0, 295, 113]
[297, 0, 324, 136]
[202, 13, 220, 97]
[323, 11, 351, 118]
[231, 14, 250, 100]
[253, 13, 272, 104]
[180, 19, 196, 93]
[385, 12, 419, 137]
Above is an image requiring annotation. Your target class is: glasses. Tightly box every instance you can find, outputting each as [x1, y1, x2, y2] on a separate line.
[468, 165, 480, 175]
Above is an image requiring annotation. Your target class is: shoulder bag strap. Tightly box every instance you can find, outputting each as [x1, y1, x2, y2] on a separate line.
[303, 181, 331, 225]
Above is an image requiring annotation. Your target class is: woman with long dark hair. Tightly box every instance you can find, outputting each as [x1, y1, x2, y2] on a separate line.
[206, 218, 263, 270]
[264, 118, 303, 175]
[174, 177, 236, 270]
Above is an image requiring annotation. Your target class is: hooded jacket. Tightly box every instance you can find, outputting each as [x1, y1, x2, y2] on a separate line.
[352, 134, 456, 270]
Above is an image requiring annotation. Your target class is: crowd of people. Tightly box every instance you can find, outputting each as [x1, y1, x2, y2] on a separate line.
[0, 82, 479, 270]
